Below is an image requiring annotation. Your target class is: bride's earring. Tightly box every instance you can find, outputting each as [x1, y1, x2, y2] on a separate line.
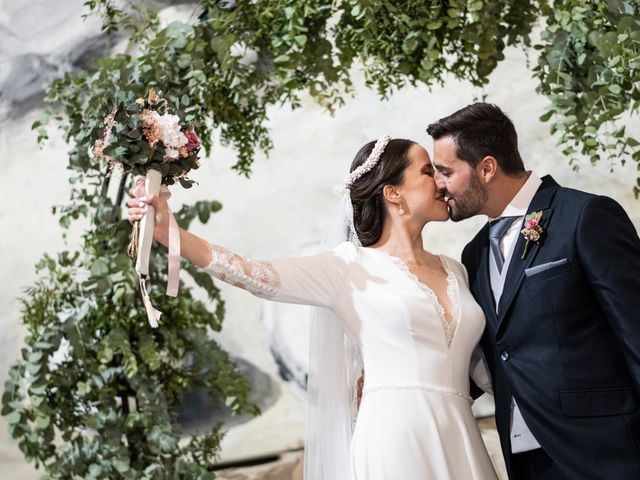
[397, 202, 405, 216]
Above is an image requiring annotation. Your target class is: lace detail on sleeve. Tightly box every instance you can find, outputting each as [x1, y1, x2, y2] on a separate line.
[201, 244, 281, 299]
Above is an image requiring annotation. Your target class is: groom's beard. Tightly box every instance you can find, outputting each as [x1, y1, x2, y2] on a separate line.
[448, 171, 488, 222]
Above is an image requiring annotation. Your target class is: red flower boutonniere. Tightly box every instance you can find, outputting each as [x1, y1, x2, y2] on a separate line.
[521, 211, 544, 259]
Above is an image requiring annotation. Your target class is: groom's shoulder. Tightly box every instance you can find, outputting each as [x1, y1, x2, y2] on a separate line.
[542, 175, 599, 210]
[554, 184, 597, 203]
[548, 182, 631, 228]
[552, 182, 619, 212]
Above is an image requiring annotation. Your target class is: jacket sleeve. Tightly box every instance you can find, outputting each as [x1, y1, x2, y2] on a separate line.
[576, 195, 640, 387]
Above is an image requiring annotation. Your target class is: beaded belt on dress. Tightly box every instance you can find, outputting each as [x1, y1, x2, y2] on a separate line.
[362, 383, 473, 403]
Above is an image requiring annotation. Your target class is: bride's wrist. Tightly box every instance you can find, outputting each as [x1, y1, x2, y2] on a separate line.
[155, 228, 170, 247]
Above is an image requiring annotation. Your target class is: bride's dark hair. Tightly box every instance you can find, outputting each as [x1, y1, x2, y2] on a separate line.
[349, 138, 415, 246]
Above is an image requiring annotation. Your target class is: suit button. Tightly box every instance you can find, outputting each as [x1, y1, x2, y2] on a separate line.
[500, 351, 510, 362]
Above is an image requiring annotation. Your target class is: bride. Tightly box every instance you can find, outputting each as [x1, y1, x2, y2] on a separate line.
[128, 135, 498, 480]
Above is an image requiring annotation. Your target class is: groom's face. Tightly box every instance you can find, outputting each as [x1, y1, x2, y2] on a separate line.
[433, 137, 488, 222]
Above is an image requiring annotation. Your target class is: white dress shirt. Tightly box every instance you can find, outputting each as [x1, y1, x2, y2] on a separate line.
[488, 172, 543, 454]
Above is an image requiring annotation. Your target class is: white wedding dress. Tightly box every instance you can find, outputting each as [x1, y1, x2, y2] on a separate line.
[200, 241, 498, 480]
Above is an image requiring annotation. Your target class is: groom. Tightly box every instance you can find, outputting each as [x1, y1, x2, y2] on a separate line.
[428, 103, 640, 479]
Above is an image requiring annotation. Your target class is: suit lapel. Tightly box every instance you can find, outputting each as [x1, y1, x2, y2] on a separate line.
[475, 228, 498, 327]
[496, 176, 560, 334]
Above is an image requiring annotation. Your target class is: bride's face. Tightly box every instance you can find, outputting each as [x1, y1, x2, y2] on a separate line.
[396, 144, 449, 222]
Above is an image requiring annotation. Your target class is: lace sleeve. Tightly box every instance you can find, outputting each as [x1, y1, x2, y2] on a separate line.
[198, 243, 353, 308]
[199, 244, 281, 299]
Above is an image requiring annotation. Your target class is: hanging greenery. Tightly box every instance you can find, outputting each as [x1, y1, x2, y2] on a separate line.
[534, 0, 640, 194]
[73, 0, 639, 189]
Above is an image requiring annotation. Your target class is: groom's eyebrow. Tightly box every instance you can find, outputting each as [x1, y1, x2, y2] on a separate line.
[433, 162, 450, 172]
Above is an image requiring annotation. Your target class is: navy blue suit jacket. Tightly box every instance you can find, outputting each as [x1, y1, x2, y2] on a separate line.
[462, 176, 640, 479]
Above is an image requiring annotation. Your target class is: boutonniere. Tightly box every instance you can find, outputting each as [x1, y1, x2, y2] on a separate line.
[521, 211, 544, 259]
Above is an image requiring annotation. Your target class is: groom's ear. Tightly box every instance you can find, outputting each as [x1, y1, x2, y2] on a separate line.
[478, 156, 498, 183]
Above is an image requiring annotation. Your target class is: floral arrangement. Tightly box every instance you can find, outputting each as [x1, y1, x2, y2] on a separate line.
[521, 210, 544, 259]
[94, 89, 202, 327]
[94, 89, 201, 187]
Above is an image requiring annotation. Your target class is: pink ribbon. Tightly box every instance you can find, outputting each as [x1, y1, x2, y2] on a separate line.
[162, 186, 180, 297]
[132, 175, 181, 321]
[139, 278, 161, 328]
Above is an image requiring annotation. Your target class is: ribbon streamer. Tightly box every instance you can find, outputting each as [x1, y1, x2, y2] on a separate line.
[139, 278, 161, 328]
[132, 175, 181, 327]
[163, 186, 180, 297]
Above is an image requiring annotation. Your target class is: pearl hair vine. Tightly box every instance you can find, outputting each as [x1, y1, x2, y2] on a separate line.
[336, 134, 391, 246]
[341, 134, 391, 192]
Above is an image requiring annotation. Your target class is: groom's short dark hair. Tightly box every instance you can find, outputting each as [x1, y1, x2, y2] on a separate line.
[426, 103, 525, 175]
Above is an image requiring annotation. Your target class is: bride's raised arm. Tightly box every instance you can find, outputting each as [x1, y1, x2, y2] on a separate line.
[128, 192, 350, 309]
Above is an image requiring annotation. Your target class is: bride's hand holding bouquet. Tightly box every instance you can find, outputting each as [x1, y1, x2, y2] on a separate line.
[127, 190, 170, 247]
[128, 192, 214, 272]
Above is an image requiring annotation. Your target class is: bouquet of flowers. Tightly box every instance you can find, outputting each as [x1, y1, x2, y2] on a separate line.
[94, 89, 202, 327]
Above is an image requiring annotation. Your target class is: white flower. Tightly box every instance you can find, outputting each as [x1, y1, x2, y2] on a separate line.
[158, 113, 188, 149]
[165, 147, 180, 160]
[150, 112, 188, 161]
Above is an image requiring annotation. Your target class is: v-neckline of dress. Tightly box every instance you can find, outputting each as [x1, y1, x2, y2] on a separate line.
[365, 248, 461, 348]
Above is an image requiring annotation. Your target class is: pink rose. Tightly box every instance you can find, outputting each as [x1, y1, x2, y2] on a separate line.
[184, 130, 201, 152]
[525, 219, 538, 229]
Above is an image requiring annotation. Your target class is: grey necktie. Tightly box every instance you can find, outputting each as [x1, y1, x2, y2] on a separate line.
[489, 216, 519, 273]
